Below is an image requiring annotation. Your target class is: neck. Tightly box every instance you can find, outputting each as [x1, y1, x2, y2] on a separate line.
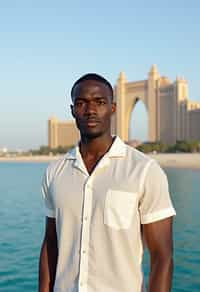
[79, 133, 113, 158]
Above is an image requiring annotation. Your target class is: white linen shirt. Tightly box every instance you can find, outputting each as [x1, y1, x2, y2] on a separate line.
[42, 136, 176, 292]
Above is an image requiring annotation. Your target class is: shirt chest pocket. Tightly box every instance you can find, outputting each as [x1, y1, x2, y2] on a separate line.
[104, 190, 137, 230]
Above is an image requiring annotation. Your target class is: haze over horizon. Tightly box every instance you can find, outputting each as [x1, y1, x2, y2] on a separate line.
[0, 1, 200, 150]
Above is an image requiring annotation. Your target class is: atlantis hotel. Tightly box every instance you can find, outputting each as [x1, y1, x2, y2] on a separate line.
[48, 66, 200, 148]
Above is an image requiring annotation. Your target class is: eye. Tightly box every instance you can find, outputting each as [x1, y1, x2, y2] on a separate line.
[96, 99, 106, 105]
[75, 100, 85, 107]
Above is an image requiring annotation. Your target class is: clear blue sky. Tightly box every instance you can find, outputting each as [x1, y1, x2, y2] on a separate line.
[0, 0, 200, 150]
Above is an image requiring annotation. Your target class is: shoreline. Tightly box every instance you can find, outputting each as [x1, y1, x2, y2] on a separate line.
[0, 153, 200, 169]
[149, 153, 200, 169]
[0, 155, 60, 163]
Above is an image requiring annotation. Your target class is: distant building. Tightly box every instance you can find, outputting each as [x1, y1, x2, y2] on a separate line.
[114, 65, 200, 144]
[48, 117, 79, 148]
[48, 66, 200, 147]
[0, 147, 8, 154]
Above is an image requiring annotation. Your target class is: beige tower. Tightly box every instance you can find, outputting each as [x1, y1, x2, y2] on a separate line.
[157, 76, 177, 144]
[48, 116, 58, 148]
[176, 77, 189, 141]
[186, 101, 200, 141]
[116, 72, 127, 140]
[115, 71, 148, 142]
[147, 65, 160, 141]
[48, 117, 79, 148]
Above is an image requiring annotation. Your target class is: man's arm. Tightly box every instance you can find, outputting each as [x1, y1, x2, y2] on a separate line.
[39, 217, 58, 292]
[143, 217, 174, 292]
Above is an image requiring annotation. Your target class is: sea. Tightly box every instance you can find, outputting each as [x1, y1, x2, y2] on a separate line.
[0, 162, 199, 291]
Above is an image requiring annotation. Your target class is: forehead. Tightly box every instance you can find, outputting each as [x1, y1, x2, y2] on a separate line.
[72, 80, 111, 101]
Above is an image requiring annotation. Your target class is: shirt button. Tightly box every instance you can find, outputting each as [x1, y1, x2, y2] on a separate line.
[84, 216, 88, 221]
[80, 282, 83, 286]
[82, 250, 86, 254]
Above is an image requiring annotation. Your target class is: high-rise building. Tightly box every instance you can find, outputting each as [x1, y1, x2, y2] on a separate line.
[48, 117, 79, 148]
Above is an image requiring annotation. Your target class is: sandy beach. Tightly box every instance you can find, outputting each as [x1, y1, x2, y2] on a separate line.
[0, 155, 61, 163]
[149, 153, 200, 169]
[0, 153, 200, 169]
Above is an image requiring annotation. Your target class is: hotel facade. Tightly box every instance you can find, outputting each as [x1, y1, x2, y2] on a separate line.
[48, 66, 200, 148]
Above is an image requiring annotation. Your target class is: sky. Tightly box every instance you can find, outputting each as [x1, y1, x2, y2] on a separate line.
[0, 0, 200, 150]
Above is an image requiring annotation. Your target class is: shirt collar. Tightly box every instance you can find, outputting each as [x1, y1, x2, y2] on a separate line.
[64, 136, 126, 160]
[107, 136, 126, 158]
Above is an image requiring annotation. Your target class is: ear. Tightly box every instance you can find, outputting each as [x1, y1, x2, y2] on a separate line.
[70, 105, 75, 118]
[111, 102, 116, 114]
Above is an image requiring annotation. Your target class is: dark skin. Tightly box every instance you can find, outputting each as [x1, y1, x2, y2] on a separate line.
[39, 217, 57, 292]
[71, 79, 116, 173]
[144, 217, 174, 291]
[39, 79, 174, 291]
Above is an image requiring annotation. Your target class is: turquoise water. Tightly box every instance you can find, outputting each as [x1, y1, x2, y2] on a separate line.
[0, 162, 199, 291]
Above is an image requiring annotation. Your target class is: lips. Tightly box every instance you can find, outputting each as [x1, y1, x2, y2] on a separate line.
[86, 121, 99, 126]
[85, 118, 100, 127]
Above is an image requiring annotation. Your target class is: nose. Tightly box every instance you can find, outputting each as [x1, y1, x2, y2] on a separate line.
[85, 101, 97, 114]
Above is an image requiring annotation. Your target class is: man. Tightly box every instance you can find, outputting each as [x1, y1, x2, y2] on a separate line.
[39, 73, 176, 292]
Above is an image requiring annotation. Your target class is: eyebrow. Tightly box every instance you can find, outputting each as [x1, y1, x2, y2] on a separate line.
[75, 96, 108, 101]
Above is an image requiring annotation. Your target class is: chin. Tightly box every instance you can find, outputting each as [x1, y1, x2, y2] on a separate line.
[82, 130, 104, 139]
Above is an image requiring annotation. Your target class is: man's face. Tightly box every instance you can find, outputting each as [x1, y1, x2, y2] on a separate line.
[71, 80, 116, 139]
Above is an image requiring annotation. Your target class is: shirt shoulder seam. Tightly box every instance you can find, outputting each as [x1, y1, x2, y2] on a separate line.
[138, 159, 155, 196]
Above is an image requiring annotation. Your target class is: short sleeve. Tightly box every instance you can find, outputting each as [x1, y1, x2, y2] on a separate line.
[139, 160, 176, 224]
[41, 166, 56, 218]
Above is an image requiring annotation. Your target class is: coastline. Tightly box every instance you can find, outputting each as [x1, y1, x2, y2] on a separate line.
[149, 153, 200, 169]
[0, 155, 60, 163]
[0, 153, 200, 169]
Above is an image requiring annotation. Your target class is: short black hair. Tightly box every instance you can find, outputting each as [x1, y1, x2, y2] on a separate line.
[71, 73, 113, 101]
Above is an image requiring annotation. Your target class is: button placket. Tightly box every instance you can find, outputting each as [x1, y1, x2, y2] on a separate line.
[78, 177, 94, 291]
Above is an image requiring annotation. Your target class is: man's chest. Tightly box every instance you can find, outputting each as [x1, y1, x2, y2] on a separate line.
[49, 163, 142, 228]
